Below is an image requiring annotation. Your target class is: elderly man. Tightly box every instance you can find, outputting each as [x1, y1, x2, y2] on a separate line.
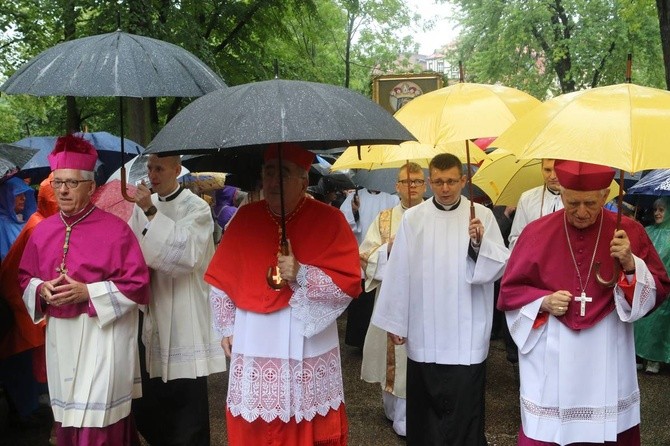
[359, 162, 426, 437]
[18, 134, 150, 445]
[129, 154, 226, 446]
[205, 143, 361, 446]
[499, 160, 670, 445]
[371, 153, 509, 445]
[508, 158, 562, 250]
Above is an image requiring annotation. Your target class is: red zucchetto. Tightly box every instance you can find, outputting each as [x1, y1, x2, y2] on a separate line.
[554, 159, 615, 191]
[264, 142, 314, 172]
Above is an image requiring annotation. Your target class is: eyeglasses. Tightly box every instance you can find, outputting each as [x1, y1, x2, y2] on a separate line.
[397, 179, 425, 186]
[430, 178, 462, 188]
[50, 179, 93, 189]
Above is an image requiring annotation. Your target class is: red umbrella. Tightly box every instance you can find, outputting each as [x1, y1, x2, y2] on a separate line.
[92, 180, 137, 222]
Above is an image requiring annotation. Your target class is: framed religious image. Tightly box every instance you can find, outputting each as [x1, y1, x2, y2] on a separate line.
[372, 73, 444, 114]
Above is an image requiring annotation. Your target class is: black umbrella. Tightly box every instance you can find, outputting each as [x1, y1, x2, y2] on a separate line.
[0, 156, 19, 184]
[0, 30, 226, 199]
[144, 78, 416, 288]
[0, 143, 39, 168]
[144, 79, 416, 155]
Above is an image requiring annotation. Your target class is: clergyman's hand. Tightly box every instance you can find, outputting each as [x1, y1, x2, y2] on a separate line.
[610, 229, 635, 272]
[221, 335, 233, 358]
[49, 274, 90, 306]
[135, 182, 153, 212]
[40, 274, 65, 304]
[469, 217, 484, 245]
[278, 239, 299, 283]
[540, 290, 572, 317]
[388, 333, 406, 345]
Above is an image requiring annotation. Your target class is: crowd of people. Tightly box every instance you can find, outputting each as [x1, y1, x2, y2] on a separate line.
[1, 134, 670, 446]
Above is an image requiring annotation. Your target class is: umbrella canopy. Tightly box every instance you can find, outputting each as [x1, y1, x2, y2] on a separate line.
[492, 83, 670, 173]
[0, 157, 19, 183]
[0, 30, 226, 97]
[331, 141, 484, 171]
[144, 79, 417, 155]
[106, 154, 190, 186]
[0, 143, 39, 168]
[627, 169, 670, 195]
[394, 82, 541, 147]
[91, 180, 138, 221]
[16, 132, 143, 183]
[473, 149, 619, 205]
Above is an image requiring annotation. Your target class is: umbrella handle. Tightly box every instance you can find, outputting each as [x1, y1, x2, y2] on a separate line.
[266, 240, 289, 290]
[594, 261, 620, 287]
[120, 166, 135, 202]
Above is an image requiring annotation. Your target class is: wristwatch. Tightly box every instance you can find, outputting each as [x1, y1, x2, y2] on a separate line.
[144, 205, 157, 217]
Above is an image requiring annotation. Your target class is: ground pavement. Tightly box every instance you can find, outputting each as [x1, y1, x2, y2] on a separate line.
[2, 314, 670, 445]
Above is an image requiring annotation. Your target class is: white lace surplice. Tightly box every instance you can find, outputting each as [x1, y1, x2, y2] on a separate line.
[209, 265, 353, 423]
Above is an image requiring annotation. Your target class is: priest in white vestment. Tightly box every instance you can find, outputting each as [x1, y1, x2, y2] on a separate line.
[340, 186, 399, 349]
[129, 154, 226, 445]
[360, 162, 426, 437]
[371, 153, 509, 445]
[509, 159, 563, 250]
[499, 160, 670, 446]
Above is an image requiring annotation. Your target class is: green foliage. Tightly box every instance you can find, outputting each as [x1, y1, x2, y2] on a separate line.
[448, 0, 665, 99]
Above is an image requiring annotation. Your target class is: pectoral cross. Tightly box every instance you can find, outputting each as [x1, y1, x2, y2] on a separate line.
[575, 292, 592, 317]
[56, 263, 68, 275]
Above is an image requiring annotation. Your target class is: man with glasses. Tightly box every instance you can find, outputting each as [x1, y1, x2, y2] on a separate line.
[128, 154, 226, 445]
[360, 162, 426, 437]
[371, 153, 509, 445]
[205, 143, 361, 446]
[18, 134, 150, 445]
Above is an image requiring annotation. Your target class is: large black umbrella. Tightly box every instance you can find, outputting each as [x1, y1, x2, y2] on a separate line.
[0, 30, 226, 198]
[0, 143, 38, 169]
[144, 78, 415, 288]
[144, 79, 415, 155]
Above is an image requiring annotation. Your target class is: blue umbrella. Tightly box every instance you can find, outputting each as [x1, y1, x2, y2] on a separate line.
[627, 169, 670, 195]
[15, 131, 143, 183]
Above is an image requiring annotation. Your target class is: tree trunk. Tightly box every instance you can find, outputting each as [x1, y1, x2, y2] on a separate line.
[657, 0, 670, 90]
[126, 0, 154, 147]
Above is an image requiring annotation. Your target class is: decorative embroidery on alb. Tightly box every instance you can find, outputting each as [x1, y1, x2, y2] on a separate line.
[521, 390, 639, 422]
[227, 347, 345, 423]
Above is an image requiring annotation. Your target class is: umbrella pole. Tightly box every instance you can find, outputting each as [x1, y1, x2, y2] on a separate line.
[119, 96, 134, 202]
[595, 55, 632, 286]
[266, 143, 289, 290]
[465, 139, 480, 243]
[594, 170, 624, 286]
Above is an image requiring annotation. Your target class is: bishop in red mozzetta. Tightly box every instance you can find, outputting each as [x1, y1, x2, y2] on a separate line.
[499, 159, 670, 446]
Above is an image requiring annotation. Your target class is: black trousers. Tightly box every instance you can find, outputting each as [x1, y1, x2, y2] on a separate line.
[344, 280, 376, 349]
[132, 316, 210, 446]
[406, 358, 487, 446]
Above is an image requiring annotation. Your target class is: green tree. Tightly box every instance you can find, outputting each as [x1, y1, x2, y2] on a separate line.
[447, 0, 664, 99]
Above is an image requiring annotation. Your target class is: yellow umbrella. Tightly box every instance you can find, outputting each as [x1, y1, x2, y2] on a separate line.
[393, 82, 541, 226]
[472, 149, 619, 206]
[394, 82, 541, 146]
[493, 83, 670, 173]
[331, 140, 488, 171]
[492, 82, 670, 286]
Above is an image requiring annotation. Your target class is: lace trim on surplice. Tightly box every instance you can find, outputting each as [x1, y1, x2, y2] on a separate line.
[209, 287, 236, 337]
[227, 346, 344, 423]
[289, 265, 353, 338]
